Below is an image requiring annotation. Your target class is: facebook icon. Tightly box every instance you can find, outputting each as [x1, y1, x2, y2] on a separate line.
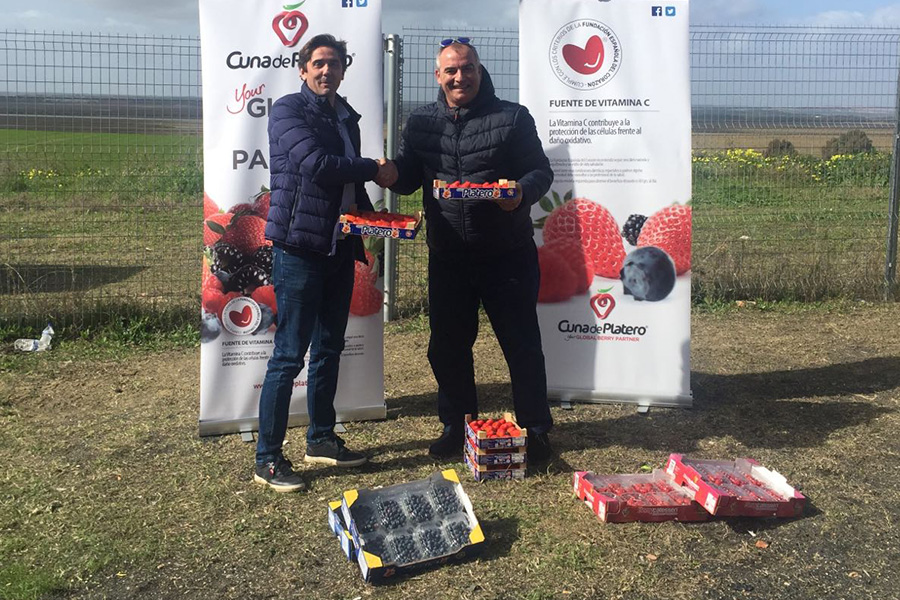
[665, 6, 676, 16]
[651, 6, 662, 16]
[342, 0, 352, 7]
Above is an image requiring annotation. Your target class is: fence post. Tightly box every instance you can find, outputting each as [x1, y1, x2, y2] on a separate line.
[886, 58, 900, 301]
[383, 33, 402, 321]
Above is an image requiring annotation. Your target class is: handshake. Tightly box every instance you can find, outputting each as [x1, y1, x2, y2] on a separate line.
[373, 158, 398, 188]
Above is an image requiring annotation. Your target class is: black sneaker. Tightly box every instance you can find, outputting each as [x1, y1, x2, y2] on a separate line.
[253, 457, 307, 493]
[304, 437, 368, 467]
[428, 425, 465, 460]
[528, 432, 553, 464]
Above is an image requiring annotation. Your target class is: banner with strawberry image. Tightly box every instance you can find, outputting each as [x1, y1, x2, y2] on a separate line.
[520, 0, 692, 406]
[198, 0, 386, 435]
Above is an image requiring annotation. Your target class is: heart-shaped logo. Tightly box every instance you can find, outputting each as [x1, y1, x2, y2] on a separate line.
[229, 306, 254, 327]
[562, 36, 604, 75]
[272, 11, 308, 48]
[590, 292, 616, 320]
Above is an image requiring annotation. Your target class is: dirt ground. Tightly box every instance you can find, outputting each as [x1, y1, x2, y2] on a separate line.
[1, 303, 899, 599]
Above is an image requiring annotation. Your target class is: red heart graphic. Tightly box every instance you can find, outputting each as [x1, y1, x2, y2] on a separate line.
[229, 306, 254, 327]
[590, 293, 616, 320]
[563, 36, 604, 75]
[272, 11, 308, 48]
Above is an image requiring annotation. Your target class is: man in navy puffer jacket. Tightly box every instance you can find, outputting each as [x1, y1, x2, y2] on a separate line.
[254, 34, 391, 493]
[387, 39, 555, 462]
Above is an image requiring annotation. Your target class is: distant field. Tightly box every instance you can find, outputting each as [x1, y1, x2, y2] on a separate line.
[694, 127, 895, 154]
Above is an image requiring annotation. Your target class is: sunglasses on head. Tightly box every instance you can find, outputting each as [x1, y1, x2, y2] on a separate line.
[440, 37, 473, 48]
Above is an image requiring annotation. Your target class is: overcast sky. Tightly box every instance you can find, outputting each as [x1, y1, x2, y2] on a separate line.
[3, 0, 900, 37]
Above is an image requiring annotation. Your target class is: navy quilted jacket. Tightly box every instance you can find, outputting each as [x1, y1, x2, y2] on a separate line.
[390, 68, 553, 257]
[265, 82, 378, 257]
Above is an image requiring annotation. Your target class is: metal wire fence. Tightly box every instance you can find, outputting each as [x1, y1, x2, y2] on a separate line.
[0, 31, 202, 332]
[1, 26, 899, 332]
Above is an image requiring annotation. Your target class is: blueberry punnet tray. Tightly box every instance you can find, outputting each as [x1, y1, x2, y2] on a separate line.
[341, 470, 484, 583]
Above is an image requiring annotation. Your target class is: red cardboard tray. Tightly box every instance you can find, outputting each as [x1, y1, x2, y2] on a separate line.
[574, 470, 709, 523]
[665, 454, 806, 518]
[339, 209, 422, 240]
[433, 179, 518, 200]
[464, 413, 527, 451]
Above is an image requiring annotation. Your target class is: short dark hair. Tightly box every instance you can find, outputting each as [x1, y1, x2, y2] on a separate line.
[298, 34, 351, 71]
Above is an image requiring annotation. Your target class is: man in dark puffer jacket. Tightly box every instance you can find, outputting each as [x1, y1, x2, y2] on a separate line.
[388, 39, 555, 462]
[254, 34, 392, 493]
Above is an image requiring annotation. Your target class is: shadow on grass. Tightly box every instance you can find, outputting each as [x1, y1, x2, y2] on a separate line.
[553, 357, 897, 453]
[1, 263, 146, 294]
[387, 357, 897, 454]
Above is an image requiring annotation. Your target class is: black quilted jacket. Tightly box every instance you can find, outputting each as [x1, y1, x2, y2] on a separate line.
[391, 68, 553, 257]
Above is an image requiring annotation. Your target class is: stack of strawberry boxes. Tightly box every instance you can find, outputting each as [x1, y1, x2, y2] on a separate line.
[464, 413, 528, 481]
[574, 453, 806, 523]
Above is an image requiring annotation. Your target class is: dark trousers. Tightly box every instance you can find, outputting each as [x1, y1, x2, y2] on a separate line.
[256, 241, 355, 464]
[427, 241, 552, 434]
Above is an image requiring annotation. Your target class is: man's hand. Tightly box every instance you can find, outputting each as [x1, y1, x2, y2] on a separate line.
[495, 183, 523, 212]
[374, 158, 398, 188]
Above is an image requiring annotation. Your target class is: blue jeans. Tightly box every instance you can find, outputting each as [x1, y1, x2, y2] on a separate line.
[427, 241, 552, 435]
[256, 242, 355, 465]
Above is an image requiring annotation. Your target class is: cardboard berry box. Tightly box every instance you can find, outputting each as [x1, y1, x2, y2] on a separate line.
[327, 500, 357, 561]
[465, 437, 527, 466]
[573, 470, 709, 523]
[464, 449, 527, 481]
[433, 179, 518, 200]
[339, 208, 422, 240]
[665, 454, 806, 518]
[465, 413, 528, 451]
[341, 470, 484, 583]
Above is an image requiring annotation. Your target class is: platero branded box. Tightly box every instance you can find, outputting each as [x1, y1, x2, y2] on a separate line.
[327, 499, 356, 561]
[339, 209, 422, 240]
[665, 454, 806, 518]
[433, 179, 518, 200]
[574, 470, 708, 523]
[341, 470, 484, 583]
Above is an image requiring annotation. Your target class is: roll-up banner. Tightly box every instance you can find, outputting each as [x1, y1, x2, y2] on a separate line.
[198, 0, 386, 435]
[520, 0, 692, 407]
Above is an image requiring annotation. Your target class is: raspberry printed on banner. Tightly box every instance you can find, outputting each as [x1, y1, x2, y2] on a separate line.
[543, 237, 594, 292]
[637, 203, 692, 275]
[620, 247, 677, 302]
[350, 279, 383, 317]
[541, 198, 626, 278]
[201, 287, 226, 316]
[350, 253, 383, 317]
[537, 244, 578, 303]
[203, 192, 220, 220]
[221, 214, 270, 256]
[621, 214, 647, 246]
